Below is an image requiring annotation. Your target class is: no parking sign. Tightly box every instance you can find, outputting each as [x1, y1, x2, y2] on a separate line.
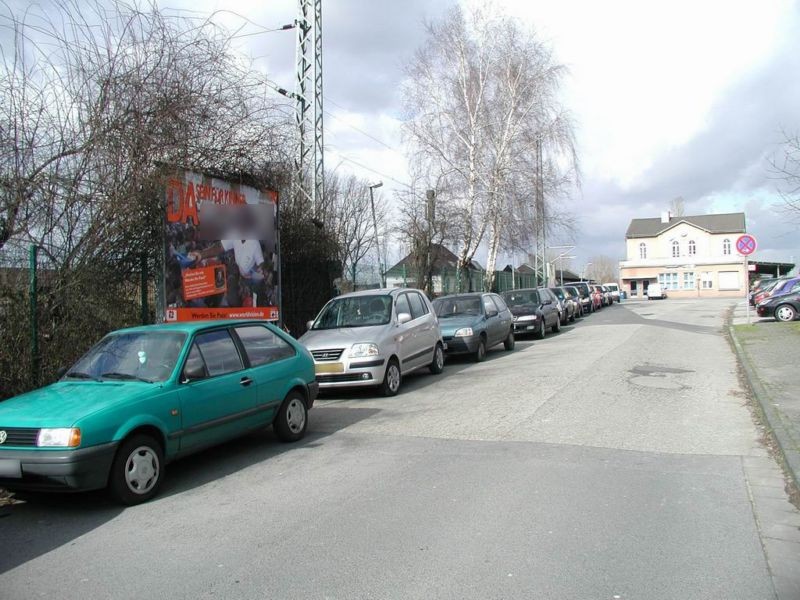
[737, 234, 757, 324]
[736, 234, 757, 256]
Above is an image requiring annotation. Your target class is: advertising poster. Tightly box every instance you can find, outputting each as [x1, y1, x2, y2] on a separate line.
[163, 169, 279, 322]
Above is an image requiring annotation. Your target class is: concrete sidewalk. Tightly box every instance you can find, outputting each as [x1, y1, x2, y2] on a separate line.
[730, 300, 800, 489]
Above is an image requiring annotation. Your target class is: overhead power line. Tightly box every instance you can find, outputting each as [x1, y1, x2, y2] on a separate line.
[326, 150, 411, 188]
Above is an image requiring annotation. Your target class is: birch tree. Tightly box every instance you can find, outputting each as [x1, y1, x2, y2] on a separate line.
[402, 5, 578, 291]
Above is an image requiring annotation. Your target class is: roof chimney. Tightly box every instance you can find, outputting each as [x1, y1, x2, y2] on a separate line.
[660, 211, 671, 224]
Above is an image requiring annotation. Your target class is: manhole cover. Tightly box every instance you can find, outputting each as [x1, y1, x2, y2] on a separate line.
[629, 365, 693, 376]
[628, 364, 692, 391]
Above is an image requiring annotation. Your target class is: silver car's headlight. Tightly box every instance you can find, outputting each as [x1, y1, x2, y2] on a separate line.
[454, 327, 474, 337]
[349, 343, 379, 358]
[37, 428, 81, 447]
[515, 314, 537, 322]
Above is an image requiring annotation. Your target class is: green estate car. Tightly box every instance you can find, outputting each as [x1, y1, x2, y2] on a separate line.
[0, 320, 318, 505]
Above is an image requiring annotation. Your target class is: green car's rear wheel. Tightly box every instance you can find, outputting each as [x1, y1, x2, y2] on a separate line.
[274, 391, 308, 442]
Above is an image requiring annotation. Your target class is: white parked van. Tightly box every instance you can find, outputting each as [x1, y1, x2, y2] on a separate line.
[603, 283, 620, 301]
[647, 283, 667, 300]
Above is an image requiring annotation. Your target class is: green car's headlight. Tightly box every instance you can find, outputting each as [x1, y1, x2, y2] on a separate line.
[454, 327, 474, 337]
[349, 343, 379, 358]
[37, 428, 81, 447]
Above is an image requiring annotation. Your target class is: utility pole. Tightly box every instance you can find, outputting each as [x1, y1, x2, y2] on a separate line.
[425, 190, 436, 296]
[313, 0, 324, 210]
[534, 138, 547, 286]
[369, 181, 384, 287]
[294, 0, 324, 215]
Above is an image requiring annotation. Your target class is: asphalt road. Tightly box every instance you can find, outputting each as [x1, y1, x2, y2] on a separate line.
[2, 298, 798, 599]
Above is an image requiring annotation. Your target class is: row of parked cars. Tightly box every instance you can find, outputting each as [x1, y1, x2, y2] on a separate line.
[0, 282, 618, 505]
[751, 275, 800, 322]
[299, 282, 618, 395]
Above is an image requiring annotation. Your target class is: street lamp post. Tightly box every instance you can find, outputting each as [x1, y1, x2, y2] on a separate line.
[581, 262, 593, 282]
[547, 245, 575, 287]
[369, 182, 385, 287]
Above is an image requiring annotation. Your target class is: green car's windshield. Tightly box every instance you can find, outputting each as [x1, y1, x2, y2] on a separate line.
[67, 331, 187, 383]
[501, 291, 540, 306]
[433, 297, 482, 318]
[312, 295, 393, 329]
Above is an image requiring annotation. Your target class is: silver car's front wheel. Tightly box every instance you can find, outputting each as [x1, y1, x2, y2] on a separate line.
[380, 359, 401, 396]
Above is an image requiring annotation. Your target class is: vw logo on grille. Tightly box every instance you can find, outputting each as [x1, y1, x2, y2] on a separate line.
[0, 430, 7, 444]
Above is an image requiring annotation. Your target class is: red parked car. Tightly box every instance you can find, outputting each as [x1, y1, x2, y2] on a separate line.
[590, 286, 603, 310]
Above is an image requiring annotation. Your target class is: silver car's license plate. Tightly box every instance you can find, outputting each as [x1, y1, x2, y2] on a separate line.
[0, 459, 22, 478]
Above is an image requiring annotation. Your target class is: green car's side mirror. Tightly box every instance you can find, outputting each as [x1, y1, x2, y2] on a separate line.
[182, 362, 206, 383]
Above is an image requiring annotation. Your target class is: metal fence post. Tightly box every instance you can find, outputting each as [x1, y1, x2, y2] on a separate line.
[140, 254, 148, 325]
[29, 244, 39, 386]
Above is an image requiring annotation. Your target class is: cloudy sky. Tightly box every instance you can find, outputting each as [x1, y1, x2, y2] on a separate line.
[163, 0, 800, 269]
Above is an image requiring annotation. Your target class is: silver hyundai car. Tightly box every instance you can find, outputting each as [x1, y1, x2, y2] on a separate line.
[299, 288, 445, 396]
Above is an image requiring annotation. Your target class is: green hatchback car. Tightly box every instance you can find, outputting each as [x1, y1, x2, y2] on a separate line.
[0, 320, 318, 505]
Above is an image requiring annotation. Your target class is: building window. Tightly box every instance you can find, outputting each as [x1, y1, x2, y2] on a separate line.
[688, 240, 696, 255]
[639, 243, 647, 259]
[671, 240, 680, 258]
[683, 272, 695, 289]
[701, 272, 713, 289]
[723, 238, 731, 255]
[658, 272, 679, 290]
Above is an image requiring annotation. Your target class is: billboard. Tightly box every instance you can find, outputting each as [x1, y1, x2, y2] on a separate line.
[163, 169, 279, 322]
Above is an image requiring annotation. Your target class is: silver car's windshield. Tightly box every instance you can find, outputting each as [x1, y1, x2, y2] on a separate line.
[433, 297, 481, 318]
[67, 331, 187, 383]
[312, 295, 393, 329]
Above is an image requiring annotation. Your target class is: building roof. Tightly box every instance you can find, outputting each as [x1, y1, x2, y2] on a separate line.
[387, 244, 483, 273]
[625, 213, 746, 238]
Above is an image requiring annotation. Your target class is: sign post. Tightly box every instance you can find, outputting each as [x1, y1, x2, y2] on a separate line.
[735, 234, 757, 324]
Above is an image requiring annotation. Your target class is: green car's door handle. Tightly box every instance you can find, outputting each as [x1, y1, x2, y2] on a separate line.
[240, 376, 254, 387]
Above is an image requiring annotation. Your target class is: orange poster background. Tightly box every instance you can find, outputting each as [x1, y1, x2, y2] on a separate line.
[181, 265, 227, 300]
[165, 307, 279, 322]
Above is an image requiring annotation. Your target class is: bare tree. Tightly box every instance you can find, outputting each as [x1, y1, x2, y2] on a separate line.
[402, 5, 493, 286]
[669, 196, 686, 217]
[0, 0, 294, 397]
[586, 255, 619, 284]
[772, 131, 800, 221]
[396, 179, 457, 296]
[0, 0, 292, 264]
[402, 5, 578, 292]
[324, 172, 386, 289]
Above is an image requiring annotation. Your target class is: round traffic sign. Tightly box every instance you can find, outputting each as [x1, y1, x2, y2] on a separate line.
[735, 234, 757, 256]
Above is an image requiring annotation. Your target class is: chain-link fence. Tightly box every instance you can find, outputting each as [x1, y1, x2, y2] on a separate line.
[0, 246, 154, 400]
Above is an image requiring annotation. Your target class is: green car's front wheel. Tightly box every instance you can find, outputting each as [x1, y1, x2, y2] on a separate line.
[108, 434, 164, 505]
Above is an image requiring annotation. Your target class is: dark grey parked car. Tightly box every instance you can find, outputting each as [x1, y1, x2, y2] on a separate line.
[501, 288, 561, 339]
[568, 282, 594, 314]
[564, 286, 585, 317]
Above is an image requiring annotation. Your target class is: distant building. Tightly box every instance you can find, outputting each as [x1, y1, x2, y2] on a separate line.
[503, 263, 582, 285]
[619, 211, 748, 298]
[385, 244, 484, 294]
